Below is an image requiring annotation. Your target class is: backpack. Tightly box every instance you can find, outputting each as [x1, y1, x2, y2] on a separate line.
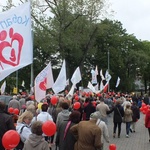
[15, 125, 27, 150]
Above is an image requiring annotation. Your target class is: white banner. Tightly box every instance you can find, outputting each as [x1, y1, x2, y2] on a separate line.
[34, 62, 54, 102]
[115, 77, 120, 87]
[52, 60, 66, 94]
[0, 2, 33, 81]
[71, 67, 82, 85]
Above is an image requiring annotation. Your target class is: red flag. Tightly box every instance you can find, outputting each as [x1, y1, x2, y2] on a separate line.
[103, 83, 108, 93]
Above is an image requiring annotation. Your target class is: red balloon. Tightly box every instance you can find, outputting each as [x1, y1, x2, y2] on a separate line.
[13, 108, 19, 115]
[2, 130, 20, 149]
[143, 106, 148, 111]
[42, 121, 57, 136]
[51, 96, 58, 105]
[75, 96, 79, 101]
[73, 102, 81, 110]
[30, 95, 35, 100]
[8, 107, 14, 113]
[109, 144, 117, 150]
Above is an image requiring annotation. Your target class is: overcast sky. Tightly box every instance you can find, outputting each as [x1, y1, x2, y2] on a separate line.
[0, 0, 150, 41]
[111, 0, 150, 41]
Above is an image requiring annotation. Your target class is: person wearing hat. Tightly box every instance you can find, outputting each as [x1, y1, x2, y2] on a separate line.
[70, 112, 102, 150]
[90, 111, 110, 150]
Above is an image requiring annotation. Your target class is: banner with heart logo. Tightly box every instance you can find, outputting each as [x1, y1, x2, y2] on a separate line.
[34, 62, 54, 102]
[0, 2, 32, 81]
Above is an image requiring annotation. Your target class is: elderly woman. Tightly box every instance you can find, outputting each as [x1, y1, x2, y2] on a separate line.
[16, 111, 33, 143]
[23, 121, 49, 150]
[56, 111, 81, 150]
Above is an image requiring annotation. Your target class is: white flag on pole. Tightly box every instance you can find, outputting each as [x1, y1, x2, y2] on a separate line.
[115, 77, 120, 87]
[100, 69, 105, 81]
[100, 80, 104, 92]
[71, 67, 82, 85]
[105, 70, 111, 82]
[34, 62, 54, 102]
[0, 2, 33, 81]
[52, 60, 66, 94]
[66, 79, 69, 86]
[0, 81, 6, 94]
[66, 84, 76, 97]
[91, 67, 98, 84]
[94, 84, 99, 91]
[21, 80, 25, 87]
[87, 81, 96, 93]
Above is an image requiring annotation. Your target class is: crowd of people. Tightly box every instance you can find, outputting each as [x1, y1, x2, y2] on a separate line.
[0, 91, 150, 150]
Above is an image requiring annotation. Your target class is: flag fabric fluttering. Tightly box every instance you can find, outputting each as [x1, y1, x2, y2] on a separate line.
[115, 77, 120, 88]
[87, 81, 96, 93]
[71, 67, 82, 85]
[100, 69, 105, 81]
[103, 82, 109, 93]
[66, 79, 69, 86]
[91, 67, 98, 84]
[99, 80, 104, 92]
[67, 67, 82, 97]
[34, 62, 54, 102]
[52, 60, 66, 94]
[0, 81, 6, 94]
[0, 2, 33, 81]
[105, 70, 111, 82]
[21, 80, 25, 87]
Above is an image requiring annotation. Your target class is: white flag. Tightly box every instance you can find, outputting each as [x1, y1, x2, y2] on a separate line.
[21, 80, 25, 87]
[99, 80, 104, 92]
[94, 84, 99, 91]
[87, 81, 96, 93]
[0, 81, 6, 94]
[115, 77, 120, 87]
[0, 2, 33, 81]
[71, 67, 82, 85]
[91, 69, 97, 84]
[66, 84, 75, 97]
[100, 69, 105, 81]
[105, 70, 111, 82]
[66, 79, 69, 86]
[52, 60, 66, 94]
[34, 62, 54, 102]
[95, 65, 98, 75]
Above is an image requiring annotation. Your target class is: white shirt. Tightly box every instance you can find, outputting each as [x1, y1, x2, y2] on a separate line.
[37, 111, 53, 122]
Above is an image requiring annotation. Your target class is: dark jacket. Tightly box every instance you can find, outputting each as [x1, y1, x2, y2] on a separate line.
[56, 121, 77, 150]
[109, 104, 124, 123]
[84, 102, 96, 120]
[0, 110, 15, 150]
[131, 105, 140, 122]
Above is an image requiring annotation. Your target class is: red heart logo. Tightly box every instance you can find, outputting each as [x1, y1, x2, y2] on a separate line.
[0, 28, 23, 69]
[39, 78, 47, 91]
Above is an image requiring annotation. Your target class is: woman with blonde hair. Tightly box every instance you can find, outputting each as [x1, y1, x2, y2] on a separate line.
[16, 111, 33, 143]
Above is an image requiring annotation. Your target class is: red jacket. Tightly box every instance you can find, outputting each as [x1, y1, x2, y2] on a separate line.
[145, 110, 150, 128]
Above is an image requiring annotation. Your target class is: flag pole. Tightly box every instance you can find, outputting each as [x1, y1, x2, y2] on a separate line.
[16, 70, 18, 93]
[29, 0, 34, 93]
[107, 49, 110, 92]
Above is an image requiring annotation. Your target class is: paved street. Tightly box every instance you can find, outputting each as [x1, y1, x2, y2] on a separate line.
[51, 112, 150, 150]
[103, 113, 149, 150]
